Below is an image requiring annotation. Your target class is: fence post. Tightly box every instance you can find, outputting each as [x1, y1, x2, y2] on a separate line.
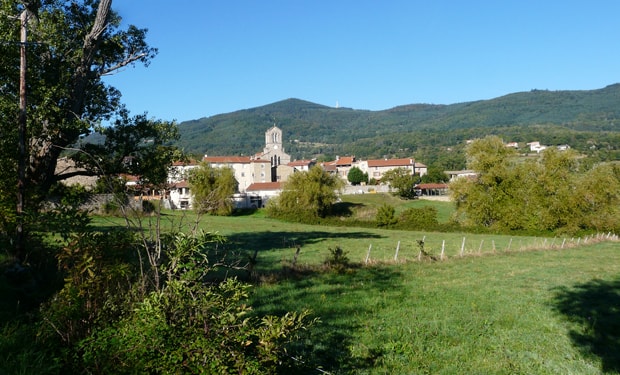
[440, 240, 445, 260]
[506, 238, 512, 251]
[561, 238, 566, 249]
[460, 237, 466, 257]
[365, 244, 372, 264]
[394, 241, 400, 261]
[478, 239, 484, 254]
[492, 240, 496, 252]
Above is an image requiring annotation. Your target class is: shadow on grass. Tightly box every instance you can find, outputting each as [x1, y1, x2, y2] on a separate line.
[552, 278, 620, 372]
[332, 201, 366, 217]
[226, 230, 383, 253]
[252, 265, 403, 374]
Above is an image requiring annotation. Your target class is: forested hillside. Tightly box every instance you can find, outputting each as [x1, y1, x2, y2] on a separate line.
[177, 84, 620, 168]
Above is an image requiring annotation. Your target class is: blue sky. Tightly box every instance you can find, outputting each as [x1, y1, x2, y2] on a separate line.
[104, 1, 620, 122]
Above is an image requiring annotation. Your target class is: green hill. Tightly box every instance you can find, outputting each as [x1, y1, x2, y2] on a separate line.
[177, 84, 620, 165]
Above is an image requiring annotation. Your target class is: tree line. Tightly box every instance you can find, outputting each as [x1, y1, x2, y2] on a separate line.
[451, 136, 620, 235]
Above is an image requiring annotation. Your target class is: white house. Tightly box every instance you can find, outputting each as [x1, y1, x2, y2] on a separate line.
[245, 182, 283, 208]
[527, 141, 547, 153]
[357, 158, 427, 181]
[202, 156, 272, 192]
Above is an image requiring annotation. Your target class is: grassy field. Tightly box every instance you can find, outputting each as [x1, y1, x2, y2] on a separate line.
[88, 198, 620, 374]
[252, 242, 620, 374]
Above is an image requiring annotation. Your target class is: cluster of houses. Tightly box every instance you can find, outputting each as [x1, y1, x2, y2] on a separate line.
[166, 125, 430, 209]
[56, 129, 574, 211]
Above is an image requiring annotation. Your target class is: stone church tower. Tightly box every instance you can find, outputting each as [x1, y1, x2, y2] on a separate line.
[262, 125, 290, 167]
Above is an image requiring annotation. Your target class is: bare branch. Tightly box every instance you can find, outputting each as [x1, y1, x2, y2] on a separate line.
[101, 52, 148, 76]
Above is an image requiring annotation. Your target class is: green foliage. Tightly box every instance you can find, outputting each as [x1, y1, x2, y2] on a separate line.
[381, 168, 419, 199]
[376, 204, 398, 227]
[420, 166, 450, 183]
[75, 232, 315, 374]
[188, 163, 238, 215]
[324, 246, 350, 273]
[347, 166, 368, 185]
[397, 206, 439, 230]
[175, 86, 620, 166]
[452, 136, 620, 234]
[268, 165, 344, 220]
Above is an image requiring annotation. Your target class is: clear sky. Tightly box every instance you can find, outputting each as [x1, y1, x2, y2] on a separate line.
[103, 1, 620, 122]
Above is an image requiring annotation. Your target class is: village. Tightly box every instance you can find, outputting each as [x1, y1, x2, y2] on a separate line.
[164, 125, 433, 209]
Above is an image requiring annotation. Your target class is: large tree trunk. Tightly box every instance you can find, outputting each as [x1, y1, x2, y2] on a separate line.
[26, 0, 113, 195]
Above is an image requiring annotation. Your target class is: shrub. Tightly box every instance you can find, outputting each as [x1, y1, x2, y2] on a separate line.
[376, 204, 397, 227]
[324, 246, 350, 273]
[397, 206, 439, 230]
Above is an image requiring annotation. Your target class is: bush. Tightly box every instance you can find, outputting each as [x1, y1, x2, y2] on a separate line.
[397, 206, 439, 230]
[324, 246, 350, 273]
[376, 204, 398, 227]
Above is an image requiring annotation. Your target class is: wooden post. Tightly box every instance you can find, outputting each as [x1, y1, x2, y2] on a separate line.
[561, 238, 566, 249]
[506, 238, 512, 251]
[492, 240, 496, 252]
[394, 241, 400, 261]
[440, 240, 445, 260]
[478, 239, 484, 254]
[292, 246, 301, 266]
[365, 244, 372, 264]
[460, 237, 465, 257]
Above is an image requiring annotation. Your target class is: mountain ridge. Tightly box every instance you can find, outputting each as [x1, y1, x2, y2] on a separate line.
[177, 84, 620, 164]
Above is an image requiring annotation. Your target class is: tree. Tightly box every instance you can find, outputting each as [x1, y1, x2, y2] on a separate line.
[420, 166, 449, 183]
[0, 1, 169, 258]
[381, 167, 419, 199]
[268, 166, 344, 220]
[451, 136, 620, 234]
[188, 163, 238, 215]
[347, 166, 368, 185]
[450, 136, 518, 228]
[376, 203, 397, 227]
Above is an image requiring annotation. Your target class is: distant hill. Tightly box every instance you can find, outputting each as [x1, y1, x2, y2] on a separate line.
[176, 84, 620, 165]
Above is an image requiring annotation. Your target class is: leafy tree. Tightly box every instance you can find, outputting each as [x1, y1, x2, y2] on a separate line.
[450, 136, 518, 228]
[420, 166, 449, 183]
[188, 163, 238, 215]
[381, 168, 419, 199]
[347, 166, 368, 185]
[0, 1, 172, 259]
[376, 203, 397, 227]
[451, 136, 620, 234]
[268, 165, 344, 220]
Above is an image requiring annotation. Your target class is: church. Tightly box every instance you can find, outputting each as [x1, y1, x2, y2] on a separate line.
[170, 125, 292, 193]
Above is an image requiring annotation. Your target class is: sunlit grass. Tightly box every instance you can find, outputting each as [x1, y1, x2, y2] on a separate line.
[252, 242, 620, 374]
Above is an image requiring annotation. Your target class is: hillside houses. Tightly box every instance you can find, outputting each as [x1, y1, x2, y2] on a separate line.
[165, 125, 429, 209]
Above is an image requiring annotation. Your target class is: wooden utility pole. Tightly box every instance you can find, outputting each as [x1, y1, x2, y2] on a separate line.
[16, 8, 30, 259]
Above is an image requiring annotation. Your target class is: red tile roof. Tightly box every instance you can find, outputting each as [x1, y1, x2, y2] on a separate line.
[417, 183, 448, 189]
[203, 156, 253, 163]
[287, 160, 315, 167]
[173, 180, 189, 188]
[172, 159, 199, 166]
[367, 158, 415, 167]
[246, 182, 282, 191]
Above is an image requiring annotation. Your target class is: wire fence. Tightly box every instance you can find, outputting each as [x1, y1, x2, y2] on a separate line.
[362, 232, 620, 264]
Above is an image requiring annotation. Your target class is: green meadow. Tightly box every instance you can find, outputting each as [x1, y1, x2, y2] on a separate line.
[90, 196, 620, 374]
